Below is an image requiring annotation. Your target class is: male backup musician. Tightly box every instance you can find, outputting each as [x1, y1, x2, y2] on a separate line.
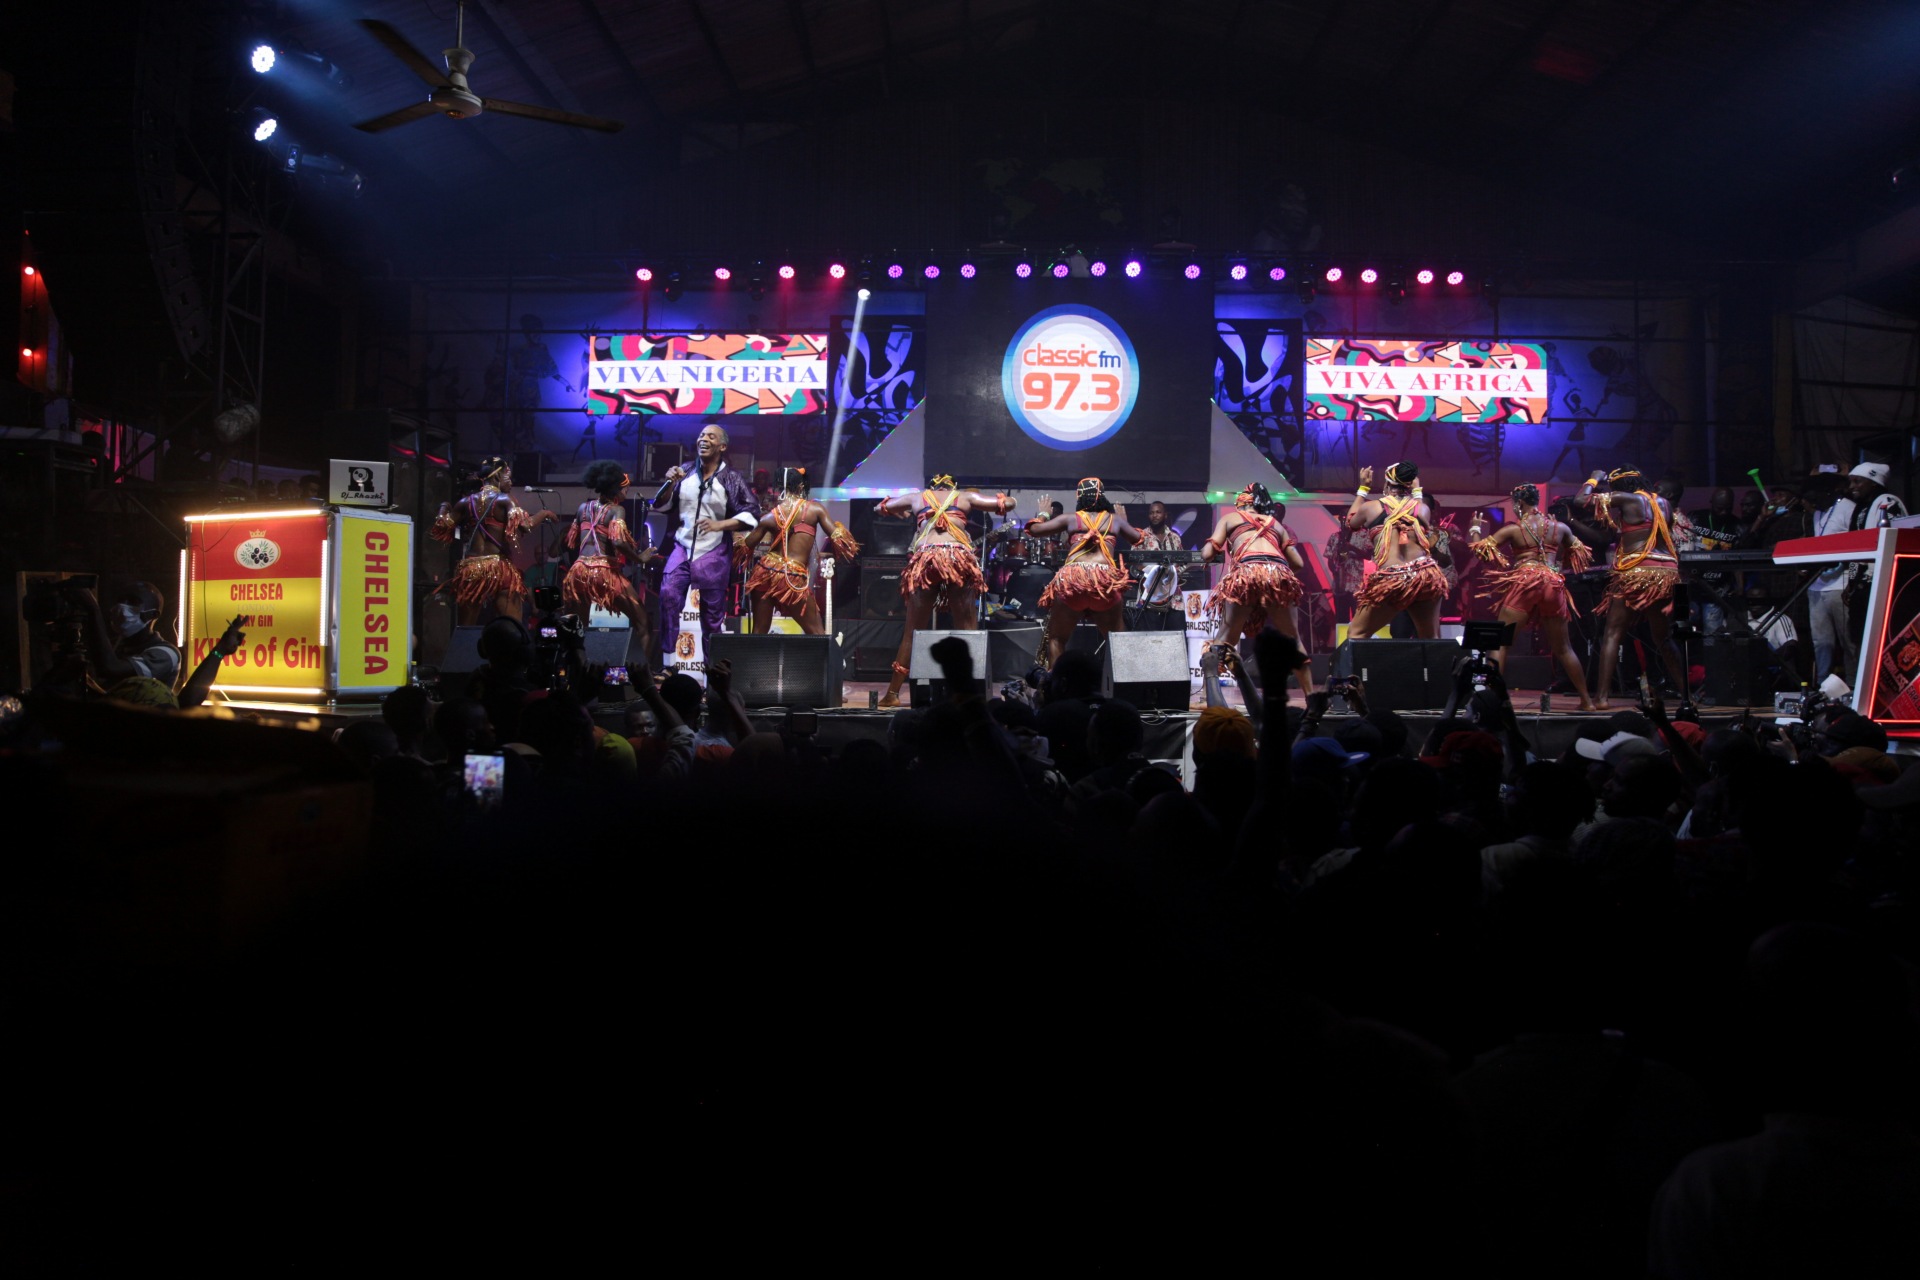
[430, 455, 557, 625]
[1578, 465, 1688, 708]
[872, 473, 1017, 706]
[1133, 501, 1186, 627]
[1022, 477, 1144, 667]
[1469, 484, 1598, 711]
[563, 460, 655, 662]
[1346, 461, 1449, 641]
[1198, 482, 1315, 694]
[737, 466, 860, 636]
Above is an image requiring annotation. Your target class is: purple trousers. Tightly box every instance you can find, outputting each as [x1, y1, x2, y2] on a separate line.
[660, 542, 732, 657]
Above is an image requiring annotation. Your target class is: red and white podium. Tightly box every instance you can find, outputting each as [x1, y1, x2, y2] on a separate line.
[1774, 526, 1920, 737]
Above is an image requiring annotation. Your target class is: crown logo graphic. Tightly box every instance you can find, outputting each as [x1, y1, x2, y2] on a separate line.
[248, 529, 268, 539]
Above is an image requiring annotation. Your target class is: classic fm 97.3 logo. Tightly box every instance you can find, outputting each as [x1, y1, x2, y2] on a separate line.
[1000, 304, 1140, 449]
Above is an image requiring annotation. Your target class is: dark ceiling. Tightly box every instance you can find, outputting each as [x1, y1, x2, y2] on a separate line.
[207, 0, 1920, 270]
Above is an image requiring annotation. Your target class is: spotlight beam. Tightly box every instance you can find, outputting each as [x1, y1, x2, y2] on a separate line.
[823, 289, 870, 491]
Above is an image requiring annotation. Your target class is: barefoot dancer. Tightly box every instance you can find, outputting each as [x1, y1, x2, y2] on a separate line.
[873, 474, 1016, 706]
[1022, 477, 1143, 667]
[1577, 466, 1688, 709]
[562, 460, 655, 662]
[1468, 484, 1597, 711]
[737, 467, 860, 635]
[1346, 461, 1449, 640]
[429, 456, 558, 625]
[1198, 482, 1316, 695]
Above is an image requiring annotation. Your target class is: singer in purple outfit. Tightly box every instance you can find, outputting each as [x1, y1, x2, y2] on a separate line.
[651, 422, 760, 661]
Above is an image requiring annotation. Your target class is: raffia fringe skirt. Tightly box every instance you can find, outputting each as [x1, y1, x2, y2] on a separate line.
[1039, 561, 1132, 613]
[902, 543, 987, 609]
[562, 555, 641, 613]
[444, 554, 525, 607]
[746, 553, 814, 611]
[1356, 556, 1448, 612]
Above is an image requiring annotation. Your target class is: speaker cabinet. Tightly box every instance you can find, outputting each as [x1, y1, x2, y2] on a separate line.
[706, 633, 844, 707]
[907, 630, 989, 707]
[1106, 631, 1189, 709]
[1344, 638, 1459, 710]
[868, 520, 915, 557]
[859, 556, 908, 620]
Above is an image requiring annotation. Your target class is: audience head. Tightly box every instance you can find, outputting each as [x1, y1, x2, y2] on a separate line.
[336, 719, 400, 771]
[1046, 650, 1103, 702]
[1087, 699, 1144, 766]
[658, 674, 705, 727]
[381, 684, 432, 753]
[1193, 705, 1256, 761]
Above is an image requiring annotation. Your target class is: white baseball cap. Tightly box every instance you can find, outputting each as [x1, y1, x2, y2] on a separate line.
[1850, 462, 1891, 485]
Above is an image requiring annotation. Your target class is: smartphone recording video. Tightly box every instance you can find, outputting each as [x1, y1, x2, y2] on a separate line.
[604, 665, 629, 686]
[463, 752, 505, 811]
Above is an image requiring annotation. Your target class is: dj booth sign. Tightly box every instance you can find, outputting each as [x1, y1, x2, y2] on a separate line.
[1774, 525, 1920, 738]
[182, 507, 414, 703]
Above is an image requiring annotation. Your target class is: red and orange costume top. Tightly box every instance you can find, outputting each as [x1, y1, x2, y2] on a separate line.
[1591, 480, 1680, 614]
[743, 499, 861, 613]
[1207, 496, 1303, 631]
[885, 478, 1011, 608]
[562, 496, 642, 614]
[1355, 491, 1449, 611]
[1036, 508, 1133, 613]
[1470, 511, 1593, 621]
[429, 483, 538, 607]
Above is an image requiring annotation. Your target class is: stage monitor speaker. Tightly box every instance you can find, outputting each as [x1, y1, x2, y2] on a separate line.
[985, 617, 1045, 681]
[1346, 638, 1458, 710]
[869, 520, 915, 557]
[1703, 634, 1776, 707]
[439, 625, 486, 676]
[706, 633, 844, 707]
[859, 557, 908, 621]
[908, 630, 988, 707]
[581, 628, 631, 667]
[1106, 632, 1189, 709]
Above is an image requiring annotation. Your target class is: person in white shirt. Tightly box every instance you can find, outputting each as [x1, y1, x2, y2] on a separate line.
[651, 422, 760, 661]
[1804, 473, 1857, 685]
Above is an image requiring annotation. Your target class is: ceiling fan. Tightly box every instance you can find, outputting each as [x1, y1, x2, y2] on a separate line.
[352, 1, 624, 134]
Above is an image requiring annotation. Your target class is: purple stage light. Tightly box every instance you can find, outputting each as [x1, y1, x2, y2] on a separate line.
[1359, 268, 1378, 284]
[924, 264, 940, 279]
[1051, 262, 1069, 278]
[1015, 262, 1032, 278]
[1268, 266, 1287, 282]
[714, 266, 731, 281]
[1324, 266, 1343, 283]
[1415, 269, 1434, 285]
[635, 267, 653, 282]
[777, 264, 796, 280]
[1183, 263, 1202, 279]
[886, 263, 904, 279]
[1089, 260, 1107, 277]
[1229, 264, 1248, 281]
[828, 262, 846, 280]
[1446, 270, 1464, 286]
[1123, 260, 1142, 278]
[959, 263, 977, 278]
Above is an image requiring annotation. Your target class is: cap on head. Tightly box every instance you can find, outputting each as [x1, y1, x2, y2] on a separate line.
[1850, 462, 1890, 487]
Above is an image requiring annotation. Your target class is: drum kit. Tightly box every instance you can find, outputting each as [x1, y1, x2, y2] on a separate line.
[984, 522, 1062, 603]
